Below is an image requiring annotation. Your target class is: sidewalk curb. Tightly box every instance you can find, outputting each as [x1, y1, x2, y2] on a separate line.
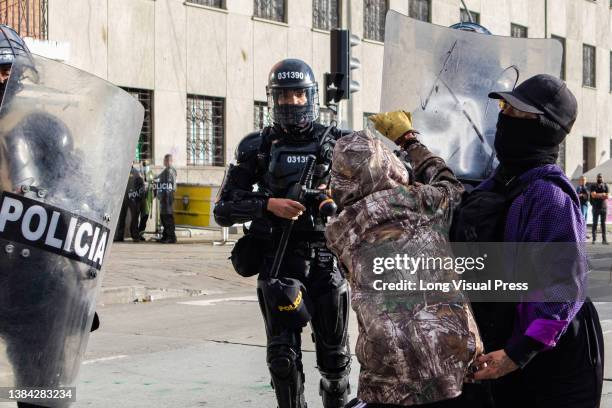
[98, 286, 224, 306]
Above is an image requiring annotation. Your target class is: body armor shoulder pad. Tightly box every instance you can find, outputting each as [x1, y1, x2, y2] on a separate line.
[336, 127, 353, 139]
[311, 123, 351, 142]
[235, 131, 263, 163]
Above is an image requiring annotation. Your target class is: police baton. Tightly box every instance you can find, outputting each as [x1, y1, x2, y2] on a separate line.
[269, 155, 317, 279]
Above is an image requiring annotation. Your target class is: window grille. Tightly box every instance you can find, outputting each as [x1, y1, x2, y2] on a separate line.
[254, 101, 272, 130]
[254, 0, 285, 23]
[363, 0, 386, 42]
[0, 0, 47, 39]
[186, 95, 225, 166]
[510, 23, 528, 38]
[409, 0, 430, 22]
[313, 0, 339, 30]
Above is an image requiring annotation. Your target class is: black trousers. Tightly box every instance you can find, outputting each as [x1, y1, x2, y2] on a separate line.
[490, 300, 604, 408]
[257, 238, 351, 408]
[114, 199, 129, 241]
[127, 202, 141, 240]
[592, 208, 607, 242]
[138, 210, 149, 235]
[160, 213, 176, 240]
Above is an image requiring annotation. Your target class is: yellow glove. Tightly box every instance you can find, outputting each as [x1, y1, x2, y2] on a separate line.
[368, 111, 416, 143]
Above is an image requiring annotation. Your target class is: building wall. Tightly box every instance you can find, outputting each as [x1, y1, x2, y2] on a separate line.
[47, 0, 612, 185]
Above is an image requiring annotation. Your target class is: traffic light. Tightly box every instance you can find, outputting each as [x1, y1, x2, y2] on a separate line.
[325, 29, 360, 106]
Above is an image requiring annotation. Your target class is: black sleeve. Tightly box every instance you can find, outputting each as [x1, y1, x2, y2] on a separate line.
[213, 132, 270, 227]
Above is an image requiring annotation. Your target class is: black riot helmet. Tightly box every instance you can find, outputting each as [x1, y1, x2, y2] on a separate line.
[0, 25, 34, 106]
[449, 22, 492, 35]
[0, 24, 31, 66]
[266, 59, 319, 131]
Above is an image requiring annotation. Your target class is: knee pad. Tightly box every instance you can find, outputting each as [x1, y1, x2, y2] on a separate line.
[319, 369, 351, 408]
[267, 345, 300, 378]
[311, 282, 351, 372]
[267, 345, 306, 408]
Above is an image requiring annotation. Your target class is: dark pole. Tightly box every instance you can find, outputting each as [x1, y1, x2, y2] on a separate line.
[544, 0, 548, 38]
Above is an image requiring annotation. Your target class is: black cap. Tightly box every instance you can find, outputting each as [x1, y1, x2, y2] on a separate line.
[489, 74, 577, 133]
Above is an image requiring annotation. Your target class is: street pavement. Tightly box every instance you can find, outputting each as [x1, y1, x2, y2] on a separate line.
[73, 239, 360, 407]
[3, 238, 608, 407]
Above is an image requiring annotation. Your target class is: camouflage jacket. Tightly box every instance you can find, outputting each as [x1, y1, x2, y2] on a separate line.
[325, 130, 483, 406]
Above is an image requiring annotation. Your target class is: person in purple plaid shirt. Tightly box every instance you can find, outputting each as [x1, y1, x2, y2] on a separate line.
[455, 74, 604, 408]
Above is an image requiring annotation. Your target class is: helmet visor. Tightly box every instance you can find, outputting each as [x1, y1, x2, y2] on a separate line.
[267, 86, 319, 127]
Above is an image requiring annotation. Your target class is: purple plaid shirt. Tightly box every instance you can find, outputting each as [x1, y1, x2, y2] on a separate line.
[478, 164, 586, 364]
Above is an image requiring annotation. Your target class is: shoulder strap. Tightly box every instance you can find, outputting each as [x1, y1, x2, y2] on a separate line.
[255, 126, 273, 177]
[318, 124, 335, 148]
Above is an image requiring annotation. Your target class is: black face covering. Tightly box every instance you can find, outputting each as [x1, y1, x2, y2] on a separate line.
[274, 121, 314, 143]
[0, 80, 6, 104]
[494, 112, 567, 176]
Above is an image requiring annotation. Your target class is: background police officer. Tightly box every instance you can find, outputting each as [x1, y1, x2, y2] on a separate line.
[156, 153, 177, 243]
[214, 59, 351, 408]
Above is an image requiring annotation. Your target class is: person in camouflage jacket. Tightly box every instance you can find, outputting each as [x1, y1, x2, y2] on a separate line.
[325, 112, 483, 407]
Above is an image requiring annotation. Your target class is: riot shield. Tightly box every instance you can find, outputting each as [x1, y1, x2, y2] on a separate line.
[381, 10, 562, 181]
[0, 54, 144, 406]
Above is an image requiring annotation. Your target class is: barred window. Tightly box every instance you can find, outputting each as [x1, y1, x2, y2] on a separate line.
[0, 0, 48, 39]
[510, 23, 528, 38]
[186, 95, 225, 167]
[254, 0, 285, 23]
[313, 0, 340, 31]
[459, 9, 479, 24]
[583, 44, 596, 88]
[318, 107, 336, 126]
[409, 0, 430, 22]
[363, 0, 387, 42]
[122, 87, 154, 162]
[551, 35, 566, 80]
[254, 101, 272, 130]
[185, 0, 224, 7]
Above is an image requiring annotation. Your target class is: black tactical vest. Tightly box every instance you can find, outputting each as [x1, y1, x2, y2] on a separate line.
[257, 124, 335, 233]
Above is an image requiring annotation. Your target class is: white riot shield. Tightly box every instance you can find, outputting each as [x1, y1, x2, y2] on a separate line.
[0, 55, 143, 406]
[381, 10, 563, 181]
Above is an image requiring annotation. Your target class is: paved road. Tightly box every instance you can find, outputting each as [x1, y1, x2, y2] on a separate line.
[73, 292, 361, 407]
[73, 297, 612, 408]
[78, 242, 612, 407]
[1, 240, 608, 407]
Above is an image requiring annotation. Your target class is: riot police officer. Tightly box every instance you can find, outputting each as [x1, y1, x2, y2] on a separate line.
[0, 24, 141, 408]
[214, 59, 351, 408]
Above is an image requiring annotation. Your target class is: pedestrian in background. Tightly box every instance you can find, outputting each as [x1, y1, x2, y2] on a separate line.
[590, 173, 609, 245]
[576, 175, 590, 238]
[156, 154, 177, 243]
[127, 162, 145, 242]
[138, 159, 154, 240]
[114, 185, 129, 242]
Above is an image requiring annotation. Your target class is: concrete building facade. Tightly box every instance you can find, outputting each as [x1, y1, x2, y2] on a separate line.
[8, 0, 612, 184]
